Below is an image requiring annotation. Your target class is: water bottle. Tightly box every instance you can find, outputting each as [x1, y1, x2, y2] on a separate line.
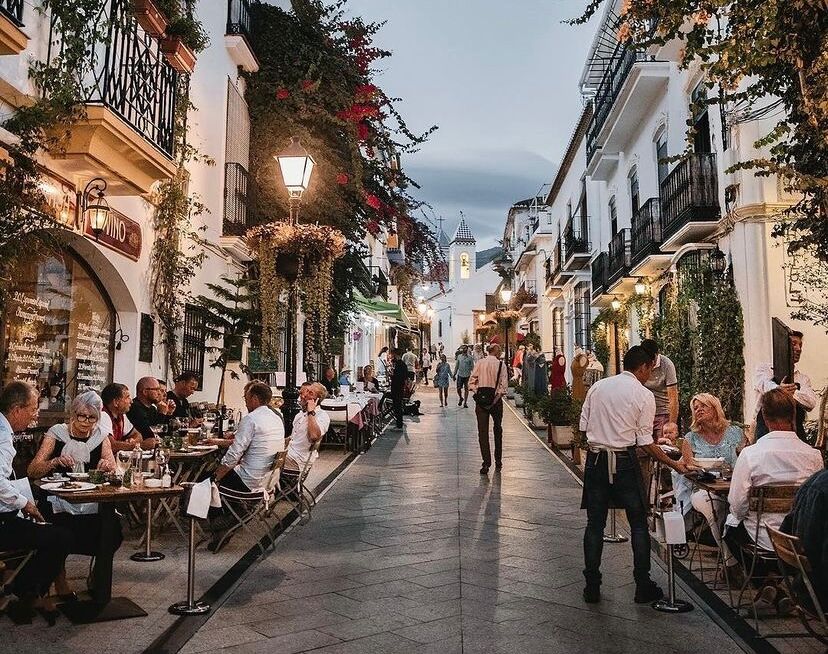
[132, 443, 144, 488]
[218, 404, 226, 438]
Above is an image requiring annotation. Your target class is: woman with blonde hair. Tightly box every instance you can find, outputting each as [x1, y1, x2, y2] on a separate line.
[680, 393, 746, 583]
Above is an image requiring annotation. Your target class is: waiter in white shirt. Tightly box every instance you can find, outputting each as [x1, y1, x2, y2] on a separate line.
[579, 346, 687, 605]
[753, 330, 816, 442]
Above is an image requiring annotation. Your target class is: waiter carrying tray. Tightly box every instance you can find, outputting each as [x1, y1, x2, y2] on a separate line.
[579, 346, 687, 605]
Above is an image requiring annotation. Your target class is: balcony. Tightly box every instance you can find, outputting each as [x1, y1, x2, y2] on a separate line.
[512, 281, 538, 315]
[591, 252, 608, 301]
[586, 41, 669, 177]
[546, 238, 572, 293]
[225, 0, 259, 72]
[0, 0, 26, 55]
[607, 228, 631, 288]
[368, 265, 389, 301]
[629, 198, 671, 275]
[563, 216, 591, 271]
[47, 0, 177, 194]
[659, 153, 721, 251]
[220, 162, 252, 261]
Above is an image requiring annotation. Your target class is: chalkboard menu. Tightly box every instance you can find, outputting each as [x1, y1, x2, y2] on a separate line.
[1, 249, 114, 424]
[139, 313, 154, 363]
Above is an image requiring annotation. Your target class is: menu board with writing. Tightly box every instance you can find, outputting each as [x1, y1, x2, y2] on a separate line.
[2, 250, 114, 425]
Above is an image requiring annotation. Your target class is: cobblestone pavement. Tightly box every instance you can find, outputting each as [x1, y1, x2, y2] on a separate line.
[184, 387, 749, 654]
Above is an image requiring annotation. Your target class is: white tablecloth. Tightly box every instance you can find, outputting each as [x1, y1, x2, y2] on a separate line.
[322, 392, 382, 427]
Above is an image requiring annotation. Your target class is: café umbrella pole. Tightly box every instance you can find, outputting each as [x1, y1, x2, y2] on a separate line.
[603, 509, 628, 543]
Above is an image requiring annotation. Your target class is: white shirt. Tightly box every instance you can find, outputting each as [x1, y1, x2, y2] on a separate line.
[0, 414, 27, 512]
[221, 406, 285, 491]
[579, 371, 656, 449]
[288, 409, 331, 469]
[753, 363, 817, 416]
[726, 430, 824, 551]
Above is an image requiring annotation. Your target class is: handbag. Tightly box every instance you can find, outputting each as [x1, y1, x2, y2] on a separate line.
[473, 361, 503, 410]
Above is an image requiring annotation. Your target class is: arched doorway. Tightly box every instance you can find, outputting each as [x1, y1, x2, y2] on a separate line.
[1, 246, 116, 426]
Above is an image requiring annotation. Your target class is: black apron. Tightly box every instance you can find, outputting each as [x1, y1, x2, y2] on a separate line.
[580, 446, 648, 510]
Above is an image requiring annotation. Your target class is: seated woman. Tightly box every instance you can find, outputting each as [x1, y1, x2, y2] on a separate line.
[360, 364, 380, 393]
[679, 393, 746, 583]
[28, 392, 121, 600]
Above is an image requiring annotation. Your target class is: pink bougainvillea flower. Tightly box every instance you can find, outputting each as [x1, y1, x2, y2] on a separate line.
[336, 173, 349, 185]
[357, 122, 370, 141]
[301, 79, 315, 91]
[275, 87, 290, 100]
[365, 194, 382, 210]
[367, 219, 380, 235]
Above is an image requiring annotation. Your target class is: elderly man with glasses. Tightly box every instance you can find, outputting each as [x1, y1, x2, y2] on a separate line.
[126, 376, 171, 448]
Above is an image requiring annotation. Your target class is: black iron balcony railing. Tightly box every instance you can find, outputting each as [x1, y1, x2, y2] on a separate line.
[659, 153, 720, 242]
[591, 252, 608, 300]
[49, 0, 178, 158]
[630, 198, 662, 267]
[223, 162, 249, 236]
[607, 228, 631, 285]
[548, 238, 563, 282]
[0, 0, 24, 26]
[586, 45, 649, 162]
[227, 0, 253, 39]
[563, 217, 590, 261]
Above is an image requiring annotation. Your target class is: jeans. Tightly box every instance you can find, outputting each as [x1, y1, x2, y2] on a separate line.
[475, 400, 503, 467]
[391, 391, 404, 427]
[0, 512, 72, 597]
[582, 451, 651, 587]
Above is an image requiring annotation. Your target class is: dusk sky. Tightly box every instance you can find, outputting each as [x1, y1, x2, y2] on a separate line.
[346, 0, 598, 249]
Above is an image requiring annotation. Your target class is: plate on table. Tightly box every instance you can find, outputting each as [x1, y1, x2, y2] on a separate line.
[67, 472, 89, 480]
[43, 474, 68, 483]
[694, 457, 725, 470]
[41, 481, 97, 492]
[188, 445, 217, 452]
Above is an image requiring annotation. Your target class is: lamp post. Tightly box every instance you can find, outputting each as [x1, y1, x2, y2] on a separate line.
[500, 287, 513, 375]
[275, 137, 316, 434]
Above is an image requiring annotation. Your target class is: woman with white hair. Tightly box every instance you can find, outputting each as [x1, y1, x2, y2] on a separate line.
[28, 392, 121, 600]
[680, 393, 746, 583]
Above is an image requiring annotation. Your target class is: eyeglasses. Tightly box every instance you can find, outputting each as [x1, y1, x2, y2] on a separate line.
[75, 414, 99, 422]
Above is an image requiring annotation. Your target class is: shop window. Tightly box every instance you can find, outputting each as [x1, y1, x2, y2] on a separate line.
[1, 248, 114, 425]
[181, 304, 207, 386]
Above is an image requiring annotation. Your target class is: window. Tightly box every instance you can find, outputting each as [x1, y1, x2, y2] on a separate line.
[551, 307, 564, 353]
[609, 196, 618, 236]
[691, 82, 712, 154]
[573, 282, 592, 349]
[1, 248, 114, 425]
[579, 179, 589, 237]
[438, 320, 443, 338]
[460, 252, 471, 279]
[629, 167, 640, 215]
[139, 313, 154, 363]
[655, 131, 669, 187]
[181, 304, 207, 385]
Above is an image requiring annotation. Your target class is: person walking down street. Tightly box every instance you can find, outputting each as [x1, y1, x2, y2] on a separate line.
[434, 355, 452, 407]
[453, 345, 475, 408]
[472, 343, 485, 362]
[579, 346, 687, 605]
[402, 347, 418, 382]
[389, 349, 408, 429]
[420, 347, 432, 386]
[470, 343, 508, 474]
[429, 343, 437, 362]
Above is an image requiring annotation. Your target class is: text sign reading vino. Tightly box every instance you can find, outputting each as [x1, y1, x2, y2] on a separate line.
[84, 208, 142, 261]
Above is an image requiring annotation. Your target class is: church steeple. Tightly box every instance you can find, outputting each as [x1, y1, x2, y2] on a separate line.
[451, 213, 475, 245]
[448, 212, 476, 286]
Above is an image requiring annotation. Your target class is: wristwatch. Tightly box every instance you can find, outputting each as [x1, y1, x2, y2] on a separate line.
[307, 410, 316, 416]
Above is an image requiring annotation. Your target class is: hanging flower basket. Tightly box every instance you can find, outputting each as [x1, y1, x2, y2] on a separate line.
[132, 0, 168, 38]
[247, 222, 346, 357]
[493, 309, 521, 327]
[161, 36, 197, 73]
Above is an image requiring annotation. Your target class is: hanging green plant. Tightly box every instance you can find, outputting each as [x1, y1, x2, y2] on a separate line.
[246, 221, 346, 358]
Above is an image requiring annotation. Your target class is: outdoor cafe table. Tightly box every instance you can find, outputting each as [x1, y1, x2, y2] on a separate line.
[321, 392, 382, 430]
[683, 473, 732, 591]
[35, 481, 184, 623]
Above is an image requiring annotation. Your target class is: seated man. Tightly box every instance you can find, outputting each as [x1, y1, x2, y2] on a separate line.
[102, 383, 142, 453]
[214, 381, 285, 493]
[126, 376, 169, 448]
[281, 382, 330, 493]
[781, 468, 828, 611]
[724, 388, 824, 586]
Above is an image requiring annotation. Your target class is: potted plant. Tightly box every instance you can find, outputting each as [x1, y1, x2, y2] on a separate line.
[507, 378, 518, 399]
[513, 386, 525, 408]
[132, 0, 168, 38]
[539, 385, 574, 447]
[531, 394, 550, 429]
[158, 1, 209, 73]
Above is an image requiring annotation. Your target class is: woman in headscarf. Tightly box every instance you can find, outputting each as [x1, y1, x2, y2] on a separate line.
[28, 391, 122, 601]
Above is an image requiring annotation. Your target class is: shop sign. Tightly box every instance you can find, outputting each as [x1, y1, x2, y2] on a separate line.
[83, 208, 142, 261]
[37, 174, 77, 229]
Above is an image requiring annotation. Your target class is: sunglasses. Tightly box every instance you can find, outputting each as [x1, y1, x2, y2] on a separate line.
[75, 414, 99, 422]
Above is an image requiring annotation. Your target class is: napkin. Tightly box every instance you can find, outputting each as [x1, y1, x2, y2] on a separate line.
[185, 479, 213, 519]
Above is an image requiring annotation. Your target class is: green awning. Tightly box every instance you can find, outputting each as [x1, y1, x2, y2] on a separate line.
[353, 291, 411, 327]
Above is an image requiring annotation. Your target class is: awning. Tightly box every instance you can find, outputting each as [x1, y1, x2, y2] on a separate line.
[353, 291, 411, 329]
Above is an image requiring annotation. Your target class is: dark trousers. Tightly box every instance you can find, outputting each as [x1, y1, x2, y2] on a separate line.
[0, 512, 72, 597]
[456, 376, 469, 399]
[723, 522, 773, 584]
[391, 390, 404, 427]
[209, 470, 252, 521]
[582, 451, 651, 587]
[475, 401, 503, 467]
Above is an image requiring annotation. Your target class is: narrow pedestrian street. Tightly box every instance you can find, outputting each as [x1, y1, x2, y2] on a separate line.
[180, 388, 747, 654]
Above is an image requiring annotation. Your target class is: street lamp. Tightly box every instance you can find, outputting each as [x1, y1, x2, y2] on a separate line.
[710, 247, 727, 276]
[500, 287, 513, 304]
[498, 286, 514, 375]
[81, 178, 110, 240]
[634, 278, 647, 296]
[275, 137, 315, 434]
[611, 296, 622, 311]
[417, 301, 431, 369]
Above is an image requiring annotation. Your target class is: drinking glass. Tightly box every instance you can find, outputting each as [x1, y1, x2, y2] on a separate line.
[116, 451, 130, 477]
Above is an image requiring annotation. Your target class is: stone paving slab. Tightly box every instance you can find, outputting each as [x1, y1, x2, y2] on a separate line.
[189, 387, 750, 654]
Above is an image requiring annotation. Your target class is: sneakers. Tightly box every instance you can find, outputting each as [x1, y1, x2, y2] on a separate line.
[583, 585, 601, 604]
[634, 580, 664, 603]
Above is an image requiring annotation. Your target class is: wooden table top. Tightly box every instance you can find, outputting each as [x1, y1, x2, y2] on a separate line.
[35, 481, 185, 504]
[685, 473, 731, 494]
[169, 446, 221, 460]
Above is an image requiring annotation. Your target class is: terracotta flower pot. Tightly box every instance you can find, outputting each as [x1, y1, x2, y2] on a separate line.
[133, 0, 168, 38]
[161, 36, 196, 73]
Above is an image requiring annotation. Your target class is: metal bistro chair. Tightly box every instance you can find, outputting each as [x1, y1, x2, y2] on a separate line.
[0, 550, 34, 612]
[274, 441, 321, 525]
[766, 524, 828, 645]
[734, 483, 800, 629]
[212, 445, 290, 556]
[323, 404, 351, 452]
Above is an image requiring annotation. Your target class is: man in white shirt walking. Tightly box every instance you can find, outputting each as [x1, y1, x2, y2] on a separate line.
[579, 346, 687, 605]
[724, 388, 823, 584]
[469, 343, 509, 474]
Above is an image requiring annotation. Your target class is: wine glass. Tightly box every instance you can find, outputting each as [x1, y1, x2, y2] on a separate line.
[116, 451, 130, 477]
